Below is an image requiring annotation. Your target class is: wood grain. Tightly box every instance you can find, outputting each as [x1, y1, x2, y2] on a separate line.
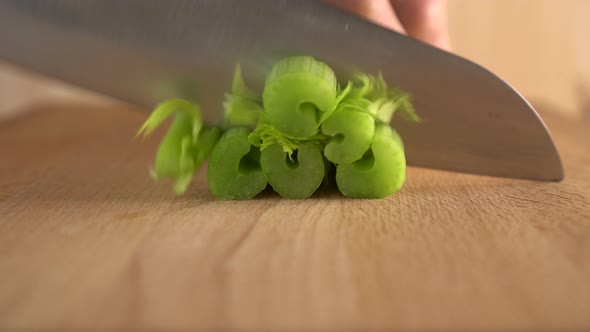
[0, 103, 588, 331]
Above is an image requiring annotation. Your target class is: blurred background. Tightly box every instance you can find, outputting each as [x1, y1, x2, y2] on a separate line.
[0, 0, 588, 119]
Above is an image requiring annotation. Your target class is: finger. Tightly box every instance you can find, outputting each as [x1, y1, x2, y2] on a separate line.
[390, 0, 451, 50]
[323, 0, 406, 33]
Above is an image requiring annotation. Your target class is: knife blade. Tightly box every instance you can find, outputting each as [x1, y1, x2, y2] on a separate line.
[0, 0, 564, 181]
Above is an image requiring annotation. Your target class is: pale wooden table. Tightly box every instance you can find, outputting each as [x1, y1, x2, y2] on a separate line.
[0, 101, 588, 331]
[1, 1, 590, 329]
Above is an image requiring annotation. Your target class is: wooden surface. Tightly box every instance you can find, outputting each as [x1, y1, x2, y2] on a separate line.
[0, 103, 589, 331]
[1, 2, 588, 330]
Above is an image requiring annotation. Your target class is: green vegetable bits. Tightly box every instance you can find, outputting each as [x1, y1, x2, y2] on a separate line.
[136, 99, 220, 195]
[336, 124, 406, 199]
[261, 142, 325, 199]
[263, 56, 338, 137]
[321, 106, 375, 165]
[208, 128, 267, 200]
[137, 55, 420, 199]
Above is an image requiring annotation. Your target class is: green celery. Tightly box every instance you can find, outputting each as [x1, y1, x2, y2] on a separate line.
[260, 142, 325, 199]
[262, 56, 338, 137]
[321, 106, 375, 164]
[223, 64, 264, 127]
[138, 56, 419, 200]
[336, 124, 406, 198]
[208, 128, 267, 200]
[137, 99, 219, 194]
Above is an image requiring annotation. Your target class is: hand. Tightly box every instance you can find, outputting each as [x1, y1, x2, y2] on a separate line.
[324, 0, 451, 51]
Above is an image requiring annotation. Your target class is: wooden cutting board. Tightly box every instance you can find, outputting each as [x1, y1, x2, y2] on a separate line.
[0, 103, 588, 330]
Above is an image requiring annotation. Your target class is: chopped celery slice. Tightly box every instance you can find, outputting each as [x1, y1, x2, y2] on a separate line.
[223, 64, 264, 127]
[194, 127, 223, 168]
[321, 107, 375, 164]
[137, 99, 218, 195]
[336, 124, 406, 198]
[260, 142, 325, 199]
[224, 97, 263, 127]
[230, 64, 261, 102]
[208, 128, 267, 200]
[137, 99, 202, 140]
[263, 56, 338, 137]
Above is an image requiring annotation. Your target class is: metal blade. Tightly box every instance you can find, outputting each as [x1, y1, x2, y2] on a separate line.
[0, 0, 563, 181]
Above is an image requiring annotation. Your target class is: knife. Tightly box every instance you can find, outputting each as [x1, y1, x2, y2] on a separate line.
[0, 0, 564, 181]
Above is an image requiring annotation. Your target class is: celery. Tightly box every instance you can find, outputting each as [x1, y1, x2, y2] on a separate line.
[207, 128, 267, 200]
[223, 64, 263, 127]
[137, 99, 220, 194]
[321, 106, 375, 164]
[262, 56, 338, 137]
[336, 124, 406, 198]
[137, 55, 418, 200]
[260, 142, 325, 199]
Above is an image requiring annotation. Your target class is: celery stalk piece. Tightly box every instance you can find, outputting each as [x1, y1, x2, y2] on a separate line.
[208, 128, 267, 200]
[194, 127, 223, 168]
[152, 113, 194, 180]
[223, 64, 264, 127]
[260, 142, 325, 199]
[262, 56, 338, 137]
[321, 107, 375, 164]
[137, 99, 216, 195]
[336, 124, 406, 198]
